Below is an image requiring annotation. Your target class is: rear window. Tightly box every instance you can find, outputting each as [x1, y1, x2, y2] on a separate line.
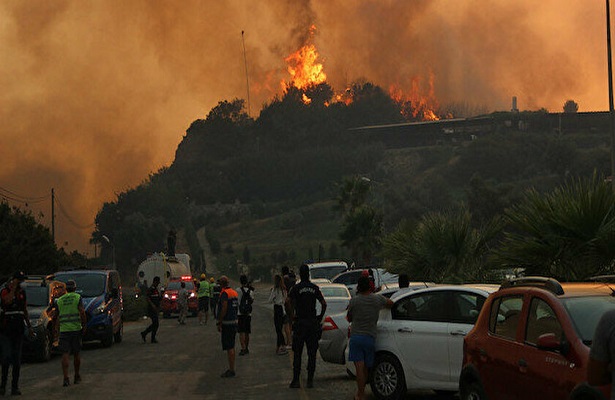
[320, 286, 350, 298]
[25, 286, 49, 307]
[310, 266, 347, 280]
[166, 281, 194, 291]
[55, 273, 106, 297]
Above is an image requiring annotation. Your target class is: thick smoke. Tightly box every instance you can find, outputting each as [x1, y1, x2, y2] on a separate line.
[0, 0, 608, 253]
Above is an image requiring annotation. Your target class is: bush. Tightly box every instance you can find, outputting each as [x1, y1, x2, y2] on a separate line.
[123, 293, 148, 322]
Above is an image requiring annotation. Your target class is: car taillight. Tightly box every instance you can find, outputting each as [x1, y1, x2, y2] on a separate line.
[322, 316, 338, 331]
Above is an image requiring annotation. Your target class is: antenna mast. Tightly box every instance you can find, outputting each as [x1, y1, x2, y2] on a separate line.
[241, 30, 251, 117]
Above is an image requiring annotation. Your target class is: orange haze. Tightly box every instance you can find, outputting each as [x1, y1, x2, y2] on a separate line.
[0, 0, 610, 254]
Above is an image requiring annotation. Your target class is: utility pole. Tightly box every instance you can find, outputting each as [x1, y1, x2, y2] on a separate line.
[607, 0, 615, 191]
[51, 188, 55, 242]
[241, 30, 251, 117]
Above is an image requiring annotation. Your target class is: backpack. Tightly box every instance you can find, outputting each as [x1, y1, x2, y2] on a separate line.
[239, 287, 253, 314]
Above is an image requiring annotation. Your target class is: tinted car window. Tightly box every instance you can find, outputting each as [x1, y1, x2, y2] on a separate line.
[25, 286, 49, 307]
[489, 295, 523, 339]
[55, 273, 106, 297]
[562, 295, 615, 344]
[333, 271, 360, 285]
[311, 266, 347, 280]
[525, 298, 563, 345]
[166, 281, 195, 291]
[451, 292, 486, 324]
[393, 291, 449, 322]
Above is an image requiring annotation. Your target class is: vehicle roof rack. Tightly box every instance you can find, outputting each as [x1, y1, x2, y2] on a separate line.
[588, 275, 615, 283]
[500, 276, 564, 295]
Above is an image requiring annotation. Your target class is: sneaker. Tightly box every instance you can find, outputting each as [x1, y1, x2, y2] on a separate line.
[63, 378, 70, 387]
[220, 370, 236, 378]
[289, 380, 300, 389]
[239, 349, 248, 356]
[140, 332, 146, 343]
[74, 375, 81, 384]
[151, 339, 158, 344]
[10, 388, 21, 395]
[277, 348, 288, 355]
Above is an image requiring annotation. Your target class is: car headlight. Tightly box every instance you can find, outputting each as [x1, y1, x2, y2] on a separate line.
[96, 305, 106, 314]
[30, 319, 42, 328]
[189, 293, 196, 298]
[163, 293, 170, 299]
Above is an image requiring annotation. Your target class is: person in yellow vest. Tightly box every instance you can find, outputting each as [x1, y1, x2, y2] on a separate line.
[197, 274, 211, 325]
[56, 280, 86, 387]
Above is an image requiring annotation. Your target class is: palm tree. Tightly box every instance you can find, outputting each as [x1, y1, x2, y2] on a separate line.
[333, 176, 371, 217]
[496, 174, 615, 280]
[339, 206, 383, 265]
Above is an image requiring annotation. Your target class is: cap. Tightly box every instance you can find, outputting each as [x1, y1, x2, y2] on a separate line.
[209, 277, 214, 283]
[200, 273, 206, 280]
[12, 271, 26, 281]
[66, 280, 76, 290]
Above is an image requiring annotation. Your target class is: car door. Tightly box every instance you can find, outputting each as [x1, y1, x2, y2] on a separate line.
[108, 272, 121, 330]
[518, 296, 571, 400]
[448, 290, 487, 383]
[392, 290, 451, 385]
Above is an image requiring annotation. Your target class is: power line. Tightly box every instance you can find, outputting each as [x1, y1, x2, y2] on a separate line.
[54, 194, 95, 230]
[0, 186, 49, 201]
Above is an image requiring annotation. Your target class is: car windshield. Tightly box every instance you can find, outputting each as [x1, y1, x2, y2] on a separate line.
[321, 287, 349, 298]
[166, 281, 194, 290]
[562, 295, 615, 345]
[311, 266, 347, 280]
[25, 286, 49, 307]
[55, 273, 106, 297]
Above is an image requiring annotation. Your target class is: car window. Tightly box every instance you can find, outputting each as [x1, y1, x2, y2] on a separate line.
[333, 272, 359, 285]
[311, 266, 347, 280]
[167, 281, 195, 290]
[451, 292, 486, 324]
[525, 297, 563, 345]
[393, 291, 449, 322]
[489, 295, 523, 340]
[55, 273, 106, 297]
[562, 295, 615, 345]
[25, 286, 49, 307]
[320, 287, 350, 298]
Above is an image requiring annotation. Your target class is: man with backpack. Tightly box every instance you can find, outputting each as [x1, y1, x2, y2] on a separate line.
[236, 274, 254, 356]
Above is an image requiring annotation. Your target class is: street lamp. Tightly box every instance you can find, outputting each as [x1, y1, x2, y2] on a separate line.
[101, 235, 116, 269]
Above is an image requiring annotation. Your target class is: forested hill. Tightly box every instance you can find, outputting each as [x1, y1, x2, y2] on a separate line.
[92, 81, 611, 282]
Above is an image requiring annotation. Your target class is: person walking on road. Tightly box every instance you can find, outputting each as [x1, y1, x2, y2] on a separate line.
[237, 274, 254, 356]
[56, 280, 87, 388]
[177, 281, 189, 325]
[288, 264, 327, 389]
[197, 274, 211, 325]
[141, 276, 161, 344]
[0, 271, 33, 395]
[217, 276, 239, 378]
[347, 275, 393, 400]
[268, 274, 288, 355]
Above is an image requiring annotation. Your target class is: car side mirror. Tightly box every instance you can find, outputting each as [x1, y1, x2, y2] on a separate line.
[536, 333, 560, 351]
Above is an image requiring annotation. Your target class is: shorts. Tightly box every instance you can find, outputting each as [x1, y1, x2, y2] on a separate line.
[348, 334, 376, 367]
[237, 315, 251, 334]
[221, 324, 237, 350]
[58, 331, 82, 355]
[198, 297, 209, 312]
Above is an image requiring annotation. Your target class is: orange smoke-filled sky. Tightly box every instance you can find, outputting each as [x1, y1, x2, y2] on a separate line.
[0, 0, 610, 254]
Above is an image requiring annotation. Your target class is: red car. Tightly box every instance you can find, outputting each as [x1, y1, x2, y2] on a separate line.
[161, 277, 198, 318]
[460, 277, 614, 400]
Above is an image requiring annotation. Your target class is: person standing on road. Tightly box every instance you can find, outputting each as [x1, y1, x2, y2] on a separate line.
[177, 281, 189, 325]
[212, 278, 221, 320]
[237, 274, 254, 356]
[197, 274, 210, 325]
[281, 266, 296, 349]
[0, 271, 33, 396]
[588, 309, 615, 398]
[268, 274, 288, 355]
[141, 276, 161, 344]
[347, 275, 394, 400]
[216, 276, 238, 378]
[56, 280, 87, 388]
[288, 264, 327, 389]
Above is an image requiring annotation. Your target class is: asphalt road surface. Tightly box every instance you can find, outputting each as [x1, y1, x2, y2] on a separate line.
[17, 285, 449, 399]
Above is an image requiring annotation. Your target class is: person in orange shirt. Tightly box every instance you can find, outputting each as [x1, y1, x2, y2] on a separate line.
[216, 276, 239, 378]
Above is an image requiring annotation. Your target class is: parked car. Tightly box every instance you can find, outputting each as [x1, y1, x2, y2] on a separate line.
[332, 268, 399, 295]
[316, 283, 352, 316]
[320, 283, 430, 372]
[460, 277, 614, 400]
[22, 278, 66, 362]
[161, 276, 198, 318]
[358, 284, 499, 400]
[51, 269, 123, 347]
[307, 261, 349, 281]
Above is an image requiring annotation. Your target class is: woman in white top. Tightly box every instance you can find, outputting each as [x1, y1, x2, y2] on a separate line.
[268, 274, 288, 355]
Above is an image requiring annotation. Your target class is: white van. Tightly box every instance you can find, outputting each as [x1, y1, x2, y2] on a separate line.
[306, 261, 348, 281]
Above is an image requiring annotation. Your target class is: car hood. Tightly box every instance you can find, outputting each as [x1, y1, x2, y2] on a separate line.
[82, 295, 106, 314]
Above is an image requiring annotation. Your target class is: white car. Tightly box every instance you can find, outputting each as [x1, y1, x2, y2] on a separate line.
[307, 261, 349, 281]
[316, 283, 352, 316]
[345, 284, 499, 399]
[332, 268, 399, 296]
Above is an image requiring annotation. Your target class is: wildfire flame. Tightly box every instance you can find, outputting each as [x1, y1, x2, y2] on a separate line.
[283, 25, 327, 104]
[389, 72, 442, 121]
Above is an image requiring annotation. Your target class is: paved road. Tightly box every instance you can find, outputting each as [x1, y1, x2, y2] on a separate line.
[17, 285, 447, 399]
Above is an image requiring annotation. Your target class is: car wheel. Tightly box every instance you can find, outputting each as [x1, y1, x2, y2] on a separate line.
[101, 330, 114, 348]
[37, 330, 52, 362]
[370, 353, 406, 400]
[114, 321, 123, 344]
[460, 380, 488, 400]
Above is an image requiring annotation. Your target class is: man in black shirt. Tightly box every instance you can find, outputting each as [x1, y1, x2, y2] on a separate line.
[288, 264, 326, 389]
[141, 276, 161, 344]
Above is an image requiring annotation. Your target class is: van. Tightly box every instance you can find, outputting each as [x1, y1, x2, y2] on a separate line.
[51, 269, 123, 347]
[306, 261, 349, 281]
